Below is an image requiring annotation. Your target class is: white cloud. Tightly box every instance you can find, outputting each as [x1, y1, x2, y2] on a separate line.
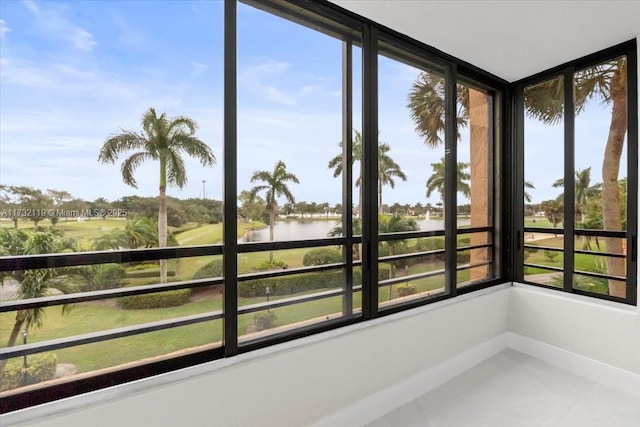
[239, 59, 297, 105]
[22, 0, 97, 51]
[0, 19, 10, 37]
[190, 61, 209, 77]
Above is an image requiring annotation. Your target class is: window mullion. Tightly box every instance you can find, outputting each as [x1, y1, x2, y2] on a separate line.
[563, 68, 576, 293]
[625, 45, 638, 304]
[223, 0, 238, 357]
[362, 23, 378, 319]
[342, 38, 354, 316]
[445, 64, 458, 296]
[514, 86, 526, 281]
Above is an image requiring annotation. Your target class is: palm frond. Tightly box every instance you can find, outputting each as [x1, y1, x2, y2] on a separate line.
[120, 152, 153, 188]
[166, 150, 188, 188]
[98, 132, 147, 164]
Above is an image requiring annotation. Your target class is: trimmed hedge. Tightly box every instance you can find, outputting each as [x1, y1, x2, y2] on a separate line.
[118, 288, 191, 309]
[302, 248, 342, 266]
[396, 284, 418, 297]
[193, 259, 224, 280]
[125, 268, 176, 279]
[238, 268, 390, 298]
[1, 353, 57, 392]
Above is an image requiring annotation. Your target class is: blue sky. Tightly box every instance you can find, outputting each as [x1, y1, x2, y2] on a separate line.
[0, 0, 626, 207]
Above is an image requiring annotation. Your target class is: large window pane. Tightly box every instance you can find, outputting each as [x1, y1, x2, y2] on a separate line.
[236, 2, 358, 341]
[523, 76, 565, 285]
[574, 57, 628, 298]
[0, 0, 223, 394]
[377, 45, 446, 308]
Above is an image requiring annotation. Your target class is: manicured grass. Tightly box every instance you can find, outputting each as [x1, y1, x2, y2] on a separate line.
[524, 217, 555, 228]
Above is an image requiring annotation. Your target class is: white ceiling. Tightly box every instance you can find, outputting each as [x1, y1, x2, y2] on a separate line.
[330, 1, 640, 82]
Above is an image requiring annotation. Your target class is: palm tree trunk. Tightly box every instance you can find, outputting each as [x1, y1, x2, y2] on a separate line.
[602, 67, 627, 298]
[378, 179, 383, 215]
[0, 314, 26, 377]
[269, 207, 275, 264]
[159, 160, 168, 284]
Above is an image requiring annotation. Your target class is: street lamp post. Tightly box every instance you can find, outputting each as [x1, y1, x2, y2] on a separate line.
[202, 180, 207, 199]
[265, 286, 271, 311]
[22, 330, 27, 368]
[22, 330, 28, 386]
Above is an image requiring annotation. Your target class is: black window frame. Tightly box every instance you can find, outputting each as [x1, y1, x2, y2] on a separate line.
[513, 40, 638, 306]
[5, 0, 637, 415]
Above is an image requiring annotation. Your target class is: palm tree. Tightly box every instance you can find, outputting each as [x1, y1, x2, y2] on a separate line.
[98, 107, 216, 283]
[525, 58, 627, 297]
[524, 180, 536, 203]
[250, 161, 299, 263]
[329, 130, 407, 215]
[425, 157, 471, 221]
[379, 215, 419, 299]
[409, 75, 490, 281]
[328, 217, 362, 259]
[328, 129, 363, 216]
[376, 144, 407, 214]
[552, 167, 592, 224]
[0, 228, 76, 376]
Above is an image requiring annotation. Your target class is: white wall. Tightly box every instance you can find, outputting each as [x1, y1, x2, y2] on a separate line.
[508, 284, 640, 375]
[3, 287, 510, 427]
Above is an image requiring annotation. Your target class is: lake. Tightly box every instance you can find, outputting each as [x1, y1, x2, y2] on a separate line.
[241, 218, 471, 242]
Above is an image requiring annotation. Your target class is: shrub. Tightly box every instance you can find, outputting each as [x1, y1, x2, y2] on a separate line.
[238, 269, 390, 298]
[457, 237, 471, 246]
[253, 311, 277, 331]
[125, 268, 176, 279]
[524, 247, 538, 261]
[79, 263, 126, 292]
[396, 284, 418, 297]
[414, 237, 445, 252]
[193, 259, 224, 279]
[302, 248, 342, 266]
[118, 289, 191, 309]
[456, 250, 471, 264]
[126, 263, 158, 271]
[254, 260, 287, 271]
[1, 353, 57, 392]
[543, 250, 559, 263]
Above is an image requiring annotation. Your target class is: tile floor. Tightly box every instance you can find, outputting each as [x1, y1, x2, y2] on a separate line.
[366, 349, 640, 427]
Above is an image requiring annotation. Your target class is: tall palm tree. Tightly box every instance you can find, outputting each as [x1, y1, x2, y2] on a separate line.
[425, 157, 471, 221]
[525, 58, 627, 297]
[329, 130, 407, 215]
[409, 75, 490, 281]
[552, 167, 592, 223]
[328, 130, 363, 216]
[98, 107, 216, 283]
[250, 161, 299, 263]
[373, 143, 408, 214]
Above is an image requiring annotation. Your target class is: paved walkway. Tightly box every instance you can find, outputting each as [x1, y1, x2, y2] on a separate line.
[0, 278, 19, 301]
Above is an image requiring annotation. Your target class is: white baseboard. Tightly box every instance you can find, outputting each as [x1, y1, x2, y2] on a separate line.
[311, 333, 508, 427]
[507, 332, 640, 397]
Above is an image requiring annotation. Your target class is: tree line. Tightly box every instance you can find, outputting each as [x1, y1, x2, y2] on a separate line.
[0, 185, 223, 228]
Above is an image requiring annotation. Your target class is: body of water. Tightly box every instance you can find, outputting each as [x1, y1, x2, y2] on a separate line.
[241, 218, 471, 242]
